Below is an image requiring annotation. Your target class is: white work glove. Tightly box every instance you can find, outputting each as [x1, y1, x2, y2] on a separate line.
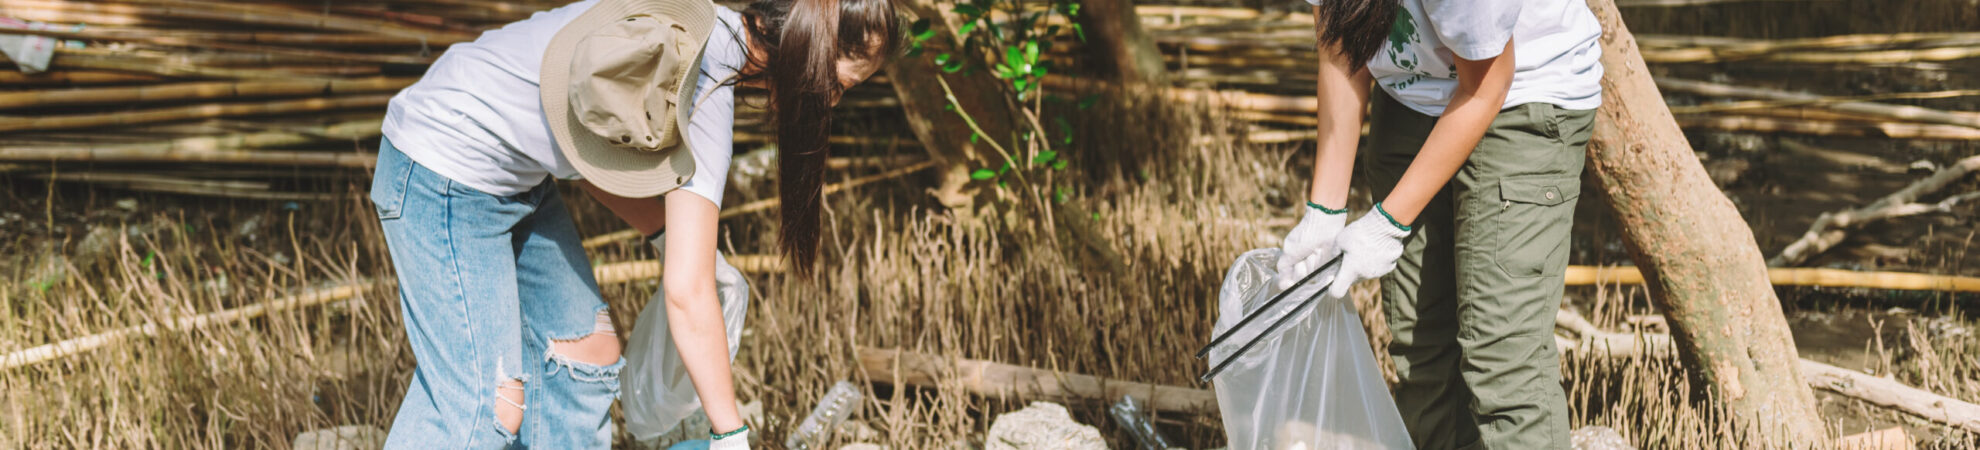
[1276, 202, 1348, 290]
[1327, 203, 1413, 299]
[709, 426, 751, 450]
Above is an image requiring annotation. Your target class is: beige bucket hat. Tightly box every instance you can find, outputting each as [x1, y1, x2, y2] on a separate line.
[542, 0, 718, 197]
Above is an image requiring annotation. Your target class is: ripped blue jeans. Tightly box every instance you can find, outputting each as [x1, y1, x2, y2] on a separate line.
[372, 139, 623, 449]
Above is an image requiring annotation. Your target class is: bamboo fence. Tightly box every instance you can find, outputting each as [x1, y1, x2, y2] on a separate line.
[2, 0, 1978, 199]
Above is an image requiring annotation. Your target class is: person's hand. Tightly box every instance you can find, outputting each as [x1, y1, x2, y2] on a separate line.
[1327, 203, 1412, 299]
[1277, 202, 1348, 290]
[709, 425, 751, 450]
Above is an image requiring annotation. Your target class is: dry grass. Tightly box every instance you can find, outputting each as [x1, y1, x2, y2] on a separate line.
[2, 99, 1977, 448]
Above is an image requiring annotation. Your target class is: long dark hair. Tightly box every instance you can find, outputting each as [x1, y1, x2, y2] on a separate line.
[1315, 0, 1397, 72]
[740, 0, 901, 276]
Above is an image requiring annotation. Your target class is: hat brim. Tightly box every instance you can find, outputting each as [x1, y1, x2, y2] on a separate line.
[542, 0, 716, 198]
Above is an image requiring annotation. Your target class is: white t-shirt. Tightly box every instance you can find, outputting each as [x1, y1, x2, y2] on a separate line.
[1305, 0, 1604, 116]
[381, 0, 746, 207]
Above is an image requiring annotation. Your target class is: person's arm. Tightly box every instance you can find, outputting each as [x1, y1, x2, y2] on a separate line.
[657, 189, 746, 433]
[1377, 40, 1516, 224]
[1307, 5, 1374, 210]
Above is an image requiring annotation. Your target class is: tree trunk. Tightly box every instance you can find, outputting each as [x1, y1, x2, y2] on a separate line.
[1074, 0, 1167, 86]
[1581, 0, 1828, 445]
[885, 0, 1023, 208]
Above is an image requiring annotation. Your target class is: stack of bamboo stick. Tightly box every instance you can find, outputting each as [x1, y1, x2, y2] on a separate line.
[4, 1, 1978, 200]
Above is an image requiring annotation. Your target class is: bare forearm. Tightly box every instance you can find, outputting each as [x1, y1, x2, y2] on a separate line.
[1307, 5, 1372, 210]
[1378, 42, 1516, 224]
[665, 288, 743, 432]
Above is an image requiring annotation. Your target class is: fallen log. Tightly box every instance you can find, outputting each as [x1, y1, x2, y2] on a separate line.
[855, 346, 1219, 414]
[1770, 154, 1980, 266]
[1555, 309, 1980, 435]
[1565, 265, 1980, 293]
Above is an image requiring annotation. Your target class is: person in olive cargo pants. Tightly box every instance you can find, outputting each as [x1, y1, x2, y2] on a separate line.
[1276, 0, 1604, 448]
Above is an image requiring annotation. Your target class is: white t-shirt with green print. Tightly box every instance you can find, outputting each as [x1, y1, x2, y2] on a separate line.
[1306, 0, 1605, 116]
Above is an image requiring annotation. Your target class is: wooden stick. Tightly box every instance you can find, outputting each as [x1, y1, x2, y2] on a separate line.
[1802, 360, 1980, 434]
[0, 78, 416, 110]
[580, 160, 938, 249]
[1668, 89, 1980, 115]
[0, 254, 776, 370]
[3, 0, 477, 44]
[0, 282, 369, 370]
[1565, 265, 1980, 292]
[1658, 78, 1980, 130]
[0, 95, 392, 133]
[856, 346, 1219, 414]
[1770, 154, 1980, 266]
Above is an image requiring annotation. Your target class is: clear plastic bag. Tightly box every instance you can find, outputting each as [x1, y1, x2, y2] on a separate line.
[623, 252, 751, 442]
[1208, 249, 1413, 450]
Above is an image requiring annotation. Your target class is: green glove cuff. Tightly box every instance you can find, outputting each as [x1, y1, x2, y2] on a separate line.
[1306, 201, 1348, 215]
[711, 424, 750, 440]
[1374, 202, 1412, 232]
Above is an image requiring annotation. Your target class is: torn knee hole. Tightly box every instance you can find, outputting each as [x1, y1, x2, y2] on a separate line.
[495, 379, 525, 434]
[547, 311, 623, 366]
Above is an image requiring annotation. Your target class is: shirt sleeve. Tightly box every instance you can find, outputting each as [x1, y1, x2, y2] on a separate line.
[1422, 0, 1520, 60]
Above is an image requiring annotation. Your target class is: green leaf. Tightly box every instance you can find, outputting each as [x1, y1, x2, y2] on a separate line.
[1032, 151, 1058, 164]
[998, 162, 1010, 174]
[970, 169, 996, 180]
[943, 103, 955, 111]
[1090, 211, 1101, 221]
[969, 132, 980, 143]
[1005, 46, 1022, 68]
[1052, 159, 1068, 170]
[141, 251, 154, 268]
[1013, 78, 1030, 92]
[1067, 3, 1082, 16]
[952, 4, 983, 17]
[1054, 187, 1072, 204]
[1024, 40, 1039, 64]
[1030, 62, 1048, 78]
[959, 21, 977, 36]
[1077, 94, 1101, 110]
[942, 59, 964, 73]
[998, 180, 1008, 188]
[934, 53, 951, 65]
[1072, 23, 1085, 42]
[906, 46, 924, 58]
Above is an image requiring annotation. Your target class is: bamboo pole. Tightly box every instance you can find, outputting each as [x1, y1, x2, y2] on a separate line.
[3, 0, 477, 44]
[34, 172, 341, 201]
[6, 27, 436, 65]
[1658, 78, 1980, 130]
[1673, 116, 1980, 140]
[1668, 89, 1980, 115]
[1565, 265, 1980, 293]
[0, 255, 779, 371]
[580, 160, 939, 249]
[0, 78, 417, 110]
[856, 346, 1220, 414]
[0, 95, 392, 133]
[0, 70, 163, 86]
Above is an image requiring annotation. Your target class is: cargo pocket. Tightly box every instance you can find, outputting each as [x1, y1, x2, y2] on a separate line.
[369, 139, 413, 221]
[1494, 174, 1578, 278]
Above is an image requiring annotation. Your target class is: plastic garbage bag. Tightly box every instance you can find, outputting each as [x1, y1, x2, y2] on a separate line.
[1208, 248, 1413, 450]
[623, 252, 751, 442]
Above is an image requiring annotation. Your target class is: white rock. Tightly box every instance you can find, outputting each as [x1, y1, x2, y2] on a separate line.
[292, 425, 384, 450]
[985, 402, 1105, 450]
[1571, 426, 1635, 450]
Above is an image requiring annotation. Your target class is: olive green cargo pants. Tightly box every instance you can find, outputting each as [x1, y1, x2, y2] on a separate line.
[1359, 92, 1593, 450]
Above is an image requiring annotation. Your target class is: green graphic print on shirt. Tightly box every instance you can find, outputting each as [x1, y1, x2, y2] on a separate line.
[1380, 6, 1456, 93]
